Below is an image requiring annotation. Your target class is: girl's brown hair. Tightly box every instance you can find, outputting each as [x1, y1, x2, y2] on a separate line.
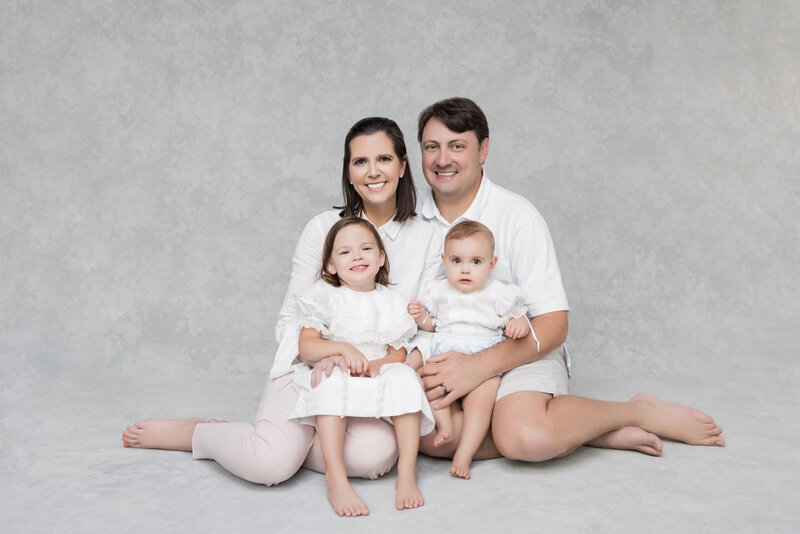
[320, 217, 390, 287]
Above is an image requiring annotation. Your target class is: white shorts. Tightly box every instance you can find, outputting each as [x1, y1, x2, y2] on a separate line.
[496, 344, 571, 401]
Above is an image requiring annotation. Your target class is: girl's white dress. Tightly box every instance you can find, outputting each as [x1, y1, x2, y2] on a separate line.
[288, 281, 435, 435]
[422, 279, 530, 357]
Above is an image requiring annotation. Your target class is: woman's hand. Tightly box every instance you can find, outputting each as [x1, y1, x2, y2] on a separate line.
[338, 343, 370, 376]
[419, 351, 487, 409]
[310, 355, 348, 388]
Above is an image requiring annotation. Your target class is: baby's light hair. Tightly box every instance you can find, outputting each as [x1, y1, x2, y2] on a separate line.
[319, 217, 390, 287]
[444, 220, 495, 254]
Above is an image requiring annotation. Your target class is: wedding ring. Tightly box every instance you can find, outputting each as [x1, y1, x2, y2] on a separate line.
[440, 384, 448, 395]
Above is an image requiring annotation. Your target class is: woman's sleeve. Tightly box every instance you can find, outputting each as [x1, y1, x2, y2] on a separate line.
[271, 215, 330, 377]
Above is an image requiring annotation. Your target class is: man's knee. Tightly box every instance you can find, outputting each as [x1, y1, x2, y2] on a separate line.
[492, 415, 562, 463]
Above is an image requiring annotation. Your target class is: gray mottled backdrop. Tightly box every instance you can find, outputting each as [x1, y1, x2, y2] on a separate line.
[2, 1, 799, 533]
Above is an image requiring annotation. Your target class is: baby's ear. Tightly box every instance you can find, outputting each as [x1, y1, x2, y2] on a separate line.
[489, 256, 498, 272]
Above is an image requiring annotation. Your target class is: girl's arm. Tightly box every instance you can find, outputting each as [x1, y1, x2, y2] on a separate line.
[298, 328, 370, 376]
[367, 345, 407, 377]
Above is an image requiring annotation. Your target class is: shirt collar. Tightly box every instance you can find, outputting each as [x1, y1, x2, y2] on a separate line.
[419, 174, 492, 227]
[363, 212, 402, 241]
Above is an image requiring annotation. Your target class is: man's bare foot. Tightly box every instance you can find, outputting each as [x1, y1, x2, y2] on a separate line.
[395, 471, 424, 510]
[631, 393, 725, 447]
[449, 449, 473, 479]
[121, 418, 226, 451]
[589, 426, 663, 456]
[326, 474, 369, 517]
[433, 428, 452, 448]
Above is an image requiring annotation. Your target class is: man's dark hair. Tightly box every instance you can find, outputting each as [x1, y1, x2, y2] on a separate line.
[417, 97, 489, 144]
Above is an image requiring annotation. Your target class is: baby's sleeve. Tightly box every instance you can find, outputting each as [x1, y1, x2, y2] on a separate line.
[385, 289, 418, 354]
[295, 283, 332, 336]
[496, 283, 528, 324]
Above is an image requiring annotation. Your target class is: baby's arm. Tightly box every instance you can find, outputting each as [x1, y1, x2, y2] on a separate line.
[298, 327, 370, 376]
[367, 346, 407, 378]
[505, 316, 530, 339]
[408, 301, 436, 332]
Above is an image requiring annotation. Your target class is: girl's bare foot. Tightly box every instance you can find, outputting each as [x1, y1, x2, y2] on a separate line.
[449, 448, 473, 479]
[631, 393, 725, 446]
[121, 418, 226, 451]
[433, 428, 452, 448]
[326, 474, 369, 517]
[589, 426, 663, 456]
[395, 471, 424, 510]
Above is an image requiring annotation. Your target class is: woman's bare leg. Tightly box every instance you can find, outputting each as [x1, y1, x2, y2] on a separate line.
[318, 415, 368, 517]
[391, 413, 423, 511]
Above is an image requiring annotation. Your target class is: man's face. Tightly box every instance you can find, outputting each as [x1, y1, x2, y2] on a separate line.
[420, 118, 489, 203]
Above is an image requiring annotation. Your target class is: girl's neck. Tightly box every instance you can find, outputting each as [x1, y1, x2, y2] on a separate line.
[362, 202, 395, 227]
[340, 280, 377, 293]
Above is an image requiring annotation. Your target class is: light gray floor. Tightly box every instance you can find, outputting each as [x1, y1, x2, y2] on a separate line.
[3, 319, 798, 534]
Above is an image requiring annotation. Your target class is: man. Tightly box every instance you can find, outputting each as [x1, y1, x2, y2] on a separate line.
[415, 97, 725, 463]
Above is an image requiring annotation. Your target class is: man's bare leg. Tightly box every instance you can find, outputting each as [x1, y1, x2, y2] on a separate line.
[122, 418, 226, 451]
[317, 415, 368, 517]
[492, 391, 724, 462]
[587, 426, 663, 456]
[450, 376, 500, 479]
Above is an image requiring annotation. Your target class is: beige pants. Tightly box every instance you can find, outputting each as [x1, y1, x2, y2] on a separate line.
[191, 372, 399, 486]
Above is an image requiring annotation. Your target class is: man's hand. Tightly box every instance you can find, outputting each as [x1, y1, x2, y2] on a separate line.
[419, 351, 487, 410]
[310, 355, 348, 388]
[505, 316, 529, 339]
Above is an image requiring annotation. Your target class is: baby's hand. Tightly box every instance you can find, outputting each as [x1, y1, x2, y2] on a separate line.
[505, 316, 530, 339]
[407, 301, 427, 326]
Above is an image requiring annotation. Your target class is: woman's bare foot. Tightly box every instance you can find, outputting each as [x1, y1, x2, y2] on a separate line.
[631, 393, 725, 446]
[121, 418, 226, 451]
[433, 428, 452, 448]
[395, 471, 424, 510]
[449, 448, 473, 479]
[326, 474, 369, 517]
[589, 426, 663, 456]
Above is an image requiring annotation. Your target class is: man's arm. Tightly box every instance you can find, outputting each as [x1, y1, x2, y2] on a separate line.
[419, 310, 568, 409]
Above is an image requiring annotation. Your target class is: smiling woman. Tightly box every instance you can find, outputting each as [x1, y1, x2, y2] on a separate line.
[122, 117, 443, 512]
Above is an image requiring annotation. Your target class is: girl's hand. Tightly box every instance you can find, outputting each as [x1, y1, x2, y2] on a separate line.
[407, 301, 427, 327]
[505, 316, 530, 339]
[338, 343, 370, 376]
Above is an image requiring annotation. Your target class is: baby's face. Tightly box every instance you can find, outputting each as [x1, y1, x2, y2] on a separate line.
[442, 235, 496, 293]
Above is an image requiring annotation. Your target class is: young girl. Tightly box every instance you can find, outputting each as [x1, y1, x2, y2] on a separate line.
[408, 221, 535, 479]
[289, 216, 434, 517]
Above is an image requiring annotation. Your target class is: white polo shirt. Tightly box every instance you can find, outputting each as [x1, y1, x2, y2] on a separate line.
[270, 210, 442, 377]
[417, 175, 569, 319]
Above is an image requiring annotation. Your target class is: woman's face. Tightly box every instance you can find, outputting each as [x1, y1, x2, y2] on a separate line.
[347, 132, 407, 215]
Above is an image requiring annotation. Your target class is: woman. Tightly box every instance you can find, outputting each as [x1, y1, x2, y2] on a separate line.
[122, 117, 442, 486]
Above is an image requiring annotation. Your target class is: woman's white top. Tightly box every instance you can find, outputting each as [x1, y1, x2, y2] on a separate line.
[271, 210, 442, 378]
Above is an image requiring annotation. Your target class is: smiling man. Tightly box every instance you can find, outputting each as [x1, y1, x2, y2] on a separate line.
[415, 97, 725, 464]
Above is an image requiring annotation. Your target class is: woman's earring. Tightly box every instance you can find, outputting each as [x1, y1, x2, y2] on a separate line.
[399, 175, 404, 179]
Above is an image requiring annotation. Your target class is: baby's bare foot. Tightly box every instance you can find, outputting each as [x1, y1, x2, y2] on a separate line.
[631, 393, 725, 447]
[450, 450, 472, 479]
[433, 429, 452, 448]
[395, 472, 424, 510]
[592, 426, 663, 456]
[326, 475, 369, 517]
[121, 418, 223, 451]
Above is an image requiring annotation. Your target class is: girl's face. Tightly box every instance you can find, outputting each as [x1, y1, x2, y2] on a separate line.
[442, 235, 497, 293]
[326, 223, 386, 292]
[347, 132, 407, 216]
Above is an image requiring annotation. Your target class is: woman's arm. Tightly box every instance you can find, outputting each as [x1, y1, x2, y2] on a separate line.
[367, 345, 407, 377]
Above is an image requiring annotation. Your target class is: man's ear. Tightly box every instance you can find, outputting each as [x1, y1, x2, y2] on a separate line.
[489, 256, 498, 272]
[479, 138, 490, 164]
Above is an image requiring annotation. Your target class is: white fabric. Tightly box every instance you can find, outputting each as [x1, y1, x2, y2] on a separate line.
[271, 210, 442, 378]
[418, 175, 571, 378]
[288, 282, 435, 435]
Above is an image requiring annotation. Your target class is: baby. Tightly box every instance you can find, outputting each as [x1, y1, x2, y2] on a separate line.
[408, 221, 531, 479]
